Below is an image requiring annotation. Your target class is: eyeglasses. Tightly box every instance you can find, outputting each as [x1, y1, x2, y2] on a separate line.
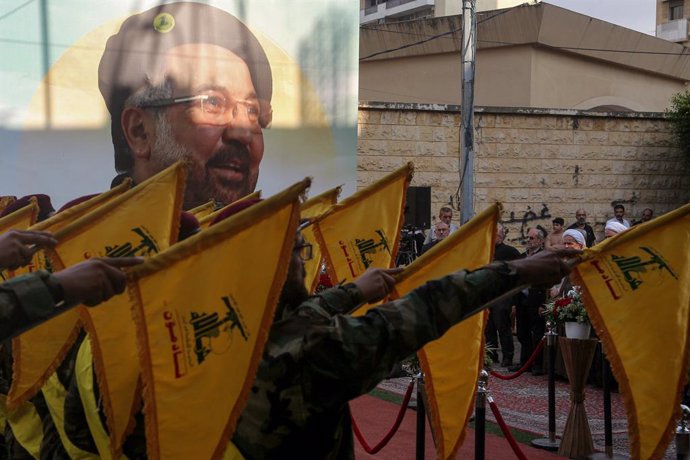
[140, 90, 272, 128]
[294, 243, 313, 261]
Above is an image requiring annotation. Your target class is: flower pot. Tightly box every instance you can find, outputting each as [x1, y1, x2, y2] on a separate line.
[565, 322, 591, 339]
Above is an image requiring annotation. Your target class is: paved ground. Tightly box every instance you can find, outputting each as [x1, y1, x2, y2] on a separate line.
[361, 335, 680, 459]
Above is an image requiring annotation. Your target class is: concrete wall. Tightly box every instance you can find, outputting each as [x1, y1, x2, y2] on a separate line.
[358, 103, 690, 248]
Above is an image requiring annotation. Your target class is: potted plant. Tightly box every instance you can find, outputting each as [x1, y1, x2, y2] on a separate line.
[543, 286, 591, 339]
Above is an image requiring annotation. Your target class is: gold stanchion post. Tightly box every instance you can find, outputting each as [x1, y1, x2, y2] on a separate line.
[558, 337, 597, 459]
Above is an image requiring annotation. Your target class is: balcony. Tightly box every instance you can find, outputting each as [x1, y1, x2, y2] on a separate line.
[360, 0, 434, 24]
[656, 18, 688, 42]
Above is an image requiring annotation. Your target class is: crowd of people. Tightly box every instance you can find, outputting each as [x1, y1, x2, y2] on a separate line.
[421, 203, 653, 372]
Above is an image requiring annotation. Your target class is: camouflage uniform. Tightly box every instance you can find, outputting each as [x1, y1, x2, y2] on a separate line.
[233, 262, 519, 459]
[0, 271, 64, 341]
[0, 271, 70, 459]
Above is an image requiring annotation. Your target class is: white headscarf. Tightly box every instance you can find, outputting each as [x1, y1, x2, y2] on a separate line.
[605, 221, 627, 234]
[562, 229, 585, 247]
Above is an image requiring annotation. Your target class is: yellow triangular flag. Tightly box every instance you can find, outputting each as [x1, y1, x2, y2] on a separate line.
[391, 204, 499, 459]
[13, 180, 134, 277]
[188, 200, 216, 220]
[198, 190, 262, 229]
[572, 203, 690, 460]
[313, 164, 412, 289]
[130, 178, 309, 459]
[301, 186, 341, 293]
[7, 163, 185, 420]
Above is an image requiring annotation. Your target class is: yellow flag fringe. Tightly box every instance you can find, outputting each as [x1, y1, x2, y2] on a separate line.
[301, 186, 342, 216]
[129, 178, 309, 460]
[571, 202, 690, 460]
[301, 186, 341, 293]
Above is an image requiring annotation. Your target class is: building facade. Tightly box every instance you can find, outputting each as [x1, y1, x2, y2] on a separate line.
[656, 0, 690, 45]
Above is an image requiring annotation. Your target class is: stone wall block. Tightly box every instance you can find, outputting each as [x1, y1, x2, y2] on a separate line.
[385, 140, 416, 156]
[357, 156, 407, 172]
[441, 113, 460, 127]
[391, 125, 420, 141]
[476, 114, 496, 128]
[432, 127, 450, 142]
[359, 140, 388, 155]
[380, 111, 400, 125]
[575, 131, 608, 145]
[494, 143, 522, 158]
[416, 141, 448, 156]
[432, 157, 459, 172]
[507, 189, 529, 201]
[495, 115, 512, 127]
[399, 112, 418, 125]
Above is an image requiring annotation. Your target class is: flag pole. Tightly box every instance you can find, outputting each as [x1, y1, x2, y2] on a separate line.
[460, 0, 477, 225]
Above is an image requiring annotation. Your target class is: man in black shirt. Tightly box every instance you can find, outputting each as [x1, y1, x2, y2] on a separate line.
[567, 208, 596, 248]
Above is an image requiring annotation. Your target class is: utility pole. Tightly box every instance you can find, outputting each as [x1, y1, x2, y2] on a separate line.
[460, 0, 477, 224]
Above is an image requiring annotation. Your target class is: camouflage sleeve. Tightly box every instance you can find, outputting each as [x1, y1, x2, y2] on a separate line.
[0, 271, 62, 340]
[301, 262, 519, 409]
[308, 283, 364, 316]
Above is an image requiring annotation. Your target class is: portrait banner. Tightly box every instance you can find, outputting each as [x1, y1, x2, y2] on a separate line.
[313, 163, 413, 290]
[7, 162, 185, 419]
[129, 178, 308, 459]
[573, 202, 690, 460]
[0, 0, 358, 210]
[391, 203, 499, 459]
[300, 186, 341, 293]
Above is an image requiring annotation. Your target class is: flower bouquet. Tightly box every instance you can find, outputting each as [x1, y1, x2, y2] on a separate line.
[543, 286, 590, 339]
[544, 286, 589, 324]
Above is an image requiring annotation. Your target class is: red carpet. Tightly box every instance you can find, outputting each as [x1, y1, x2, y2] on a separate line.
[351, 394, 565, 459]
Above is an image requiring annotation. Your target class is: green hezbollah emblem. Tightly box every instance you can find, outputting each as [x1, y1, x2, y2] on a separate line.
[153, 12, 175, 33]
[188, 296, 249, 365]
[611, 246, 678, 291]
[104, 227, 159, 258]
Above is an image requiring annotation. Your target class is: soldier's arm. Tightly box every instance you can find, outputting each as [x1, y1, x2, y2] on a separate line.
[301, 251, 576, 409]
[0, 271, 65, 340]
[304, 268, 401, 317]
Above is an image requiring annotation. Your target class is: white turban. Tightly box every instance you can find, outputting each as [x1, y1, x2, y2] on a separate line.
[605, 221, 627, 234]
[563, 229, 585, 246]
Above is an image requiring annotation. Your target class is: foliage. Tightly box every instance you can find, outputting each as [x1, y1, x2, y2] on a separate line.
[543, 286, 589, 325]
[668, 90, 690, 165]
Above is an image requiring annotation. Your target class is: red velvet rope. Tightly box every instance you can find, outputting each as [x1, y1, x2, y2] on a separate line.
[351, 379, 415, 454]
[489, 337, 545, 380]
[487, 396, 528, 460]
